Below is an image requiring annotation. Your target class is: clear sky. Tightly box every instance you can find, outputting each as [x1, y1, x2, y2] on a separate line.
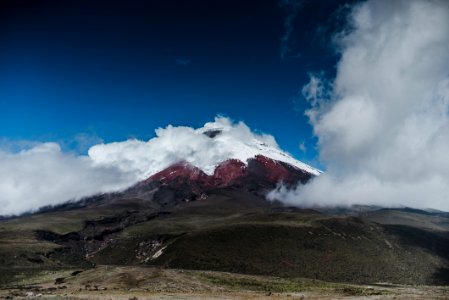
[0, 0, 352, 166]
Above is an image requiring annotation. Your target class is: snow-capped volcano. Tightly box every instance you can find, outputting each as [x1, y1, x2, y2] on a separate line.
[137, 123, 321, 195]
[89, 117, 321, 182]
[0, 117, 321, 216]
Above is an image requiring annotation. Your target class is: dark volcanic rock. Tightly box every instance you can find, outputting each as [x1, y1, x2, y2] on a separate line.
[212, 159, 246, 187]
[143, 155, 314, 193]
[148, 161, 210, 185]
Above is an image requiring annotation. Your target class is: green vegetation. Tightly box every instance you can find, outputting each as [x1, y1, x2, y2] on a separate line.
[151, 219, 446, 285]
[1, 192, 449, 289]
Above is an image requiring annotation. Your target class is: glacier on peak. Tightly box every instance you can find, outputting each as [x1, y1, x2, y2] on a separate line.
[89, 116, 321, 179]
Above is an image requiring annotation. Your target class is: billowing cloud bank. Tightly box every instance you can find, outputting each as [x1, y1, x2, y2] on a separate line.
[269, 0, 449, 211]
[0, 117, 291, 216]
[0, 143, 135, 216]
[88, 117, 282, 177]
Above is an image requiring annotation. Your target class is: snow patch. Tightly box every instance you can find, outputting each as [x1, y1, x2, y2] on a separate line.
[152, 246, 167, 259]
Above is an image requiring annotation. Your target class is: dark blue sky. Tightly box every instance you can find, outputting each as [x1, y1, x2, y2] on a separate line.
[0, 0, 353, 167]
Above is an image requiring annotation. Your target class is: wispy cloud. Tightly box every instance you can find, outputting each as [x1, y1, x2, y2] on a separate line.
[63, 133, 104, 154]
[176, 57, 191, 65]
[279, 0, 303, 59]
[299, 141, 306, 153]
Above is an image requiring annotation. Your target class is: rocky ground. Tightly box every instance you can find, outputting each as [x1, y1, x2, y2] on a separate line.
[1, 266, 448, 300]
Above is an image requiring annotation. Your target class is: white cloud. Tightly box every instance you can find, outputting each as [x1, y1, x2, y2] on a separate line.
[269, 0, 449, 211]
[279, 0, 303, 59]
[299, 141, 306, 153]
[0, 143, 135, 216]
[88, 116, 282, 177]
[0, 117, 291, 216]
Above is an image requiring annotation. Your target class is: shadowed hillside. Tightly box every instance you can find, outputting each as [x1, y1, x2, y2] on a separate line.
[1, 185, 449, 287]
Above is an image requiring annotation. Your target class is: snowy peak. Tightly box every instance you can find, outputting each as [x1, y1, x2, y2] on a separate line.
[198, 127, 321, 176]
[143, 125, 321, 188]
[88, 117, 321, 187]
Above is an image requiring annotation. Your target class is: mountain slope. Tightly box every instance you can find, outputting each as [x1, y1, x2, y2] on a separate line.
[2, 187, 449, 286]
[1, 128, 449, 288]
